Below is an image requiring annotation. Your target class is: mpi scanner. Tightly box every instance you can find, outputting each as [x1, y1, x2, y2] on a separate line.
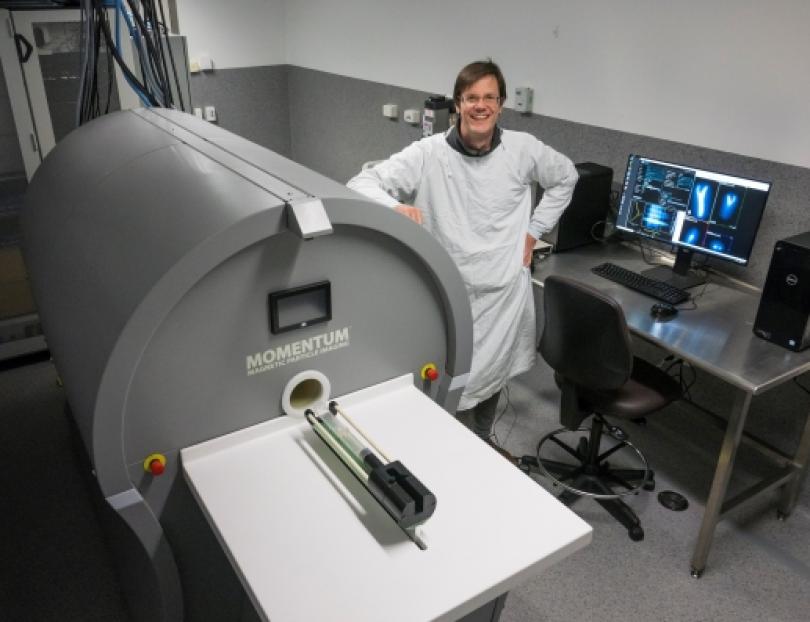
[22, 109, 591, 622]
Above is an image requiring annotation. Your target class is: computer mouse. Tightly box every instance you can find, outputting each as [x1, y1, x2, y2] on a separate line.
[650, 303, 678, 320]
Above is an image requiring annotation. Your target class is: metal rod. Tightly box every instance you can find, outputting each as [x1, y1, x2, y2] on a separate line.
[683, 396, 791, 464]
[305, 411, 369, 484]
[330, 401, 392, 463]
[721, 467, 794, 516]
[405, 526, 427, 551]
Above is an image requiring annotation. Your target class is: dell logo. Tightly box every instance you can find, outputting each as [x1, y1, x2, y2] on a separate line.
[786, 274, 799, 286]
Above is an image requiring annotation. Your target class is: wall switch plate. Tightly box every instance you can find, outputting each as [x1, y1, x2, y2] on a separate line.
[204, 106, 217, 122]
[514, 86, 534, 113]
[193, 107, 203, 118]
[198, 54, 214, 72]
[382, 103, 398, 119]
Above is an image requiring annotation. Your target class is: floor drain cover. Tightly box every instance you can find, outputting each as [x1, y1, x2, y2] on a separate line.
[658, 490, 689, 511]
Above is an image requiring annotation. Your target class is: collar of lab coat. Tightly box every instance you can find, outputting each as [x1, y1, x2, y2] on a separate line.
[445, 123, 503, 158]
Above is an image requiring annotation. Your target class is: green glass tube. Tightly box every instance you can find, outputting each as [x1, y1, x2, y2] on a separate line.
[317, 411, 373, 474]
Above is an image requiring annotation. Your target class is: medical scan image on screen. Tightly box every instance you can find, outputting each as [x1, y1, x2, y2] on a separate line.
[615, 155, 771, 265]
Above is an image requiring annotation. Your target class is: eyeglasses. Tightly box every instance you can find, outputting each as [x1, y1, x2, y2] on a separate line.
[460, 94, 501, 107]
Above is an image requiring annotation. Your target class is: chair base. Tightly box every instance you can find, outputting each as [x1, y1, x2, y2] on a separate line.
[520, 417, 653, 541]
[557, 473, 645, 541]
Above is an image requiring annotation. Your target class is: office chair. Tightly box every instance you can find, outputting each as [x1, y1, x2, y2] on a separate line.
[522, 275, 681, 541]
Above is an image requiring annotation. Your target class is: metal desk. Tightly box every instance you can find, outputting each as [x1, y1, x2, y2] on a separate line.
[532, 242, 810, 577]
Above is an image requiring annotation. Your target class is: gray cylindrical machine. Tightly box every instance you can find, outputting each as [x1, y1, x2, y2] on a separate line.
[22, 109, 472, 621]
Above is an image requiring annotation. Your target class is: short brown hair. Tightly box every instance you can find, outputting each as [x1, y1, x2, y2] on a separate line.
[453, 59, 507, 104]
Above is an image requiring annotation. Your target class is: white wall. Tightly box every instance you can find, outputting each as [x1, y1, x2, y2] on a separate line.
[175, 0, 286, 69]
[282, 0, 810, 169]
[171, 1, 809, 168]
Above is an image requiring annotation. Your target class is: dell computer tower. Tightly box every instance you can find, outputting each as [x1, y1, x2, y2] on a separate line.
[541, 162, 613, 252]
[753, 232, 810, 352]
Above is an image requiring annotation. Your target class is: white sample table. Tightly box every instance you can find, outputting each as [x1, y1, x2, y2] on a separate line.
[182, 375, 592, 621]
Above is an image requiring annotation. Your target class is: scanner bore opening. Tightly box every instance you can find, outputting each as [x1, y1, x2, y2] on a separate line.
[282, 370, 331, 416]
[290, 378, 325, 411]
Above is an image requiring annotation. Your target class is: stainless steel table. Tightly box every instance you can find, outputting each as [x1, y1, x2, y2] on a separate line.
[532, 242, 810, 576]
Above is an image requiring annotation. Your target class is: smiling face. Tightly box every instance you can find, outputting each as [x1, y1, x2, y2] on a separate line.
[457, 75, 503, 149]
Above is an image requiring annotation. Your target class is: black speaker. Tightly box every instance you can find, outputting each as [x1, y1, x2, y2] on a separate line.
[753, 232, 810, 351]
[541, 162, 613, 252]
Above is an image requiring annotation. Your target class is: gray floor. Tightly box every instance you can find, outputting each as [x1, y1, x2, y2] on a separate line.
[0, 353, 128, 622]
[491, 349, 810, 622]
[1, 350, 809, 621]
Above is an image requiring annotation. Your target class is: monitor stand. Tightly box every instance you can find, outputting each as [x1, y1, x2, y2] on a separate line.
[641, 247, 706, 290]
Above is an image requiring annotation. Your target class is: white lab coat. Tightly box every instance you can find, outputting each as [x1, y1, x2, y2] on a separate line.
[348, 129, 577, 409]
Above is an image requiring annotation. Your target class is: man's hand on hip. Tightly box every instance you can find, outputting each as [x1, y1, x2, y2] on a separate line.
[523, 234, 537, 267]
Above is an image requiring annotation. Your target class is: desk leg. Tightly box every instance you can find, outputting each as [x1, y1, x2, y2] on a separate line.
[690, 389, 752, 577]
[777, 409, 810, 517]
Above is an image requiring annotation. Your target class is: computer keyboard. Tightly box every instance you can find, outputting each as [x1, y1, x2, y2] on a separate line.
[591, 262, 690, 305]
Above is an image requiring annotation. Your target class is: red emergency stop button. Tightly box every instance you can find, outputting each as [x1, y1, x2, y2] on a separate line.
[421, 363, 440, 382]
[143, 453, 167, 476]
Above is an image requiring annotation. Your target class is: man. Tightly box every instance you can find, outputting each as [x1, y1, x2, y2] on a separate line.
[348, 59, 577, 443]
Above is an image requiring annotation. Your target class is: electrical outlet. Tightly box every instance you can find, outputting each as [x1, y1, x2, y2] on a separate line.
[403, 109, 421, 124]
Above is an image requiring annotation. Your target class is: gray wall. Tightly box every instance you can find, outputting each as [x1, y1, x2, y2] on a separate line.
[189, 65, 291, 158]
[285, 66, 810, 290]
[288, 67, 426, 183]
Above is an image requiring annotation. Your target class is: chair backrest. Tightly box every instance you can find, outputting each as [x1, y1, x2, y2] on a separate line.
[539, 275, 633, 391]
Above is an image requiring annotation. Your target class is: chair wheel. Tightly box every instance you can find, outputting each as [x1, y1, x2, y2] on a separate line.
[628, 526, 644, 541]
[690, 567, 703, 579]
[519, 455, 538, 470]
[643, 479, 656, 491]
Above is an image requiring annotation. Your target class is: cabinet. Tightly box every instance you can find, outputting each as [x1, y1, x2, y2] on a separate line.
[0, 6, 188, 360]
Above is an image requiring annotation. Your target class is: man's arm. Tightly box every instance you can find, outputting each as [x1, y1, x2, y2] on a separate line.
[347, 142, 428, 224]
[526, 143, 579, 242]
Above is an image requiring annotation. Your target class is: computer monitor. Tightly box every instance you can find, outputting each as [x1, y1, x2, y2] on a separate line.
[614, 154, 771, 289]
